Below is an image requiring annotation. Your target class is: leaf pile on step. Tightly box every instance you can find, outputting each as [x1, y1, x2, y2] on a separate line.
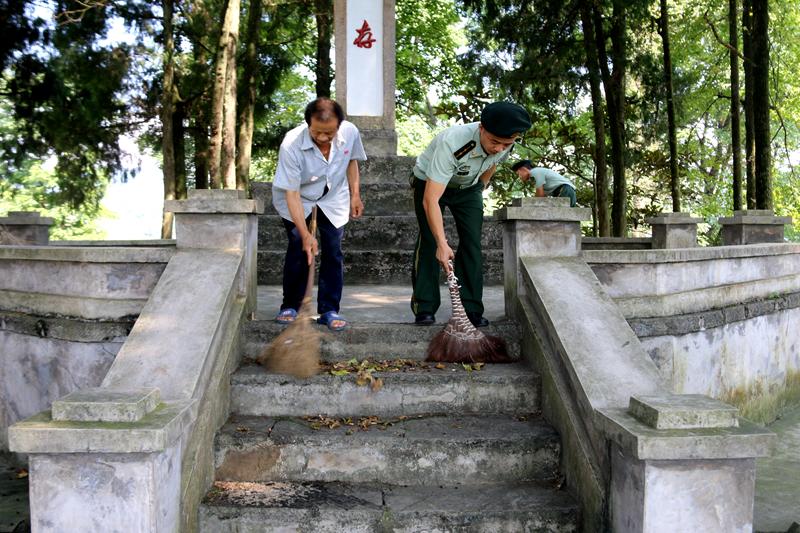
[302, 414, 425, 433]
[322, 358, 485, 378]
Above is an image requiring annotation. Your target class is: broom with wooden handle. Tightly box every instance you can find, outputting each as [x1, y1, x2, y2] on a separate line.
[257, 207, 321, 378]
[425, 260, 513, 363]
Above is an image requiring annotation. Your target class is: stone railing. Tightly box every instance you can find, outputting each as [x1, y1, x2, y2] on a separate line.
[585, 244, 800, 421]
[9, 190, 262, 532]
[0, 244, 174, 450]
[498, 197, 774, 532]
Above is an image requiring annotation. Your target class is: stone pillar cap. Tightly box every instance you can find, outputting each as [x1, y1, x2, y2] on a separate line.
[719, 211, 792, 225]
[0, 211, 55, 225]
[165, 189, 264, 214]
[629, 393, 738, 429]
[52, 387, 161, 423]
[495, 197, 591, 222]
[646, 212, 702, 225]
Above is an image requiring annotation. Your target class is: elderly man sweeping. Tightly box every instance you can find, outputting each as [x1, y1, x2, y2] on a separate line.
[271, 97, 366, 331]
[410, 101, 531, 327]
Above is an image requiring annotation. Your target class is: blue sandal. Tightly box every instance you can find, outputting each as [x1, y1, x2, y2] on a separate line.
[317, 311, 348, 331]
[275, 308, 297, 325]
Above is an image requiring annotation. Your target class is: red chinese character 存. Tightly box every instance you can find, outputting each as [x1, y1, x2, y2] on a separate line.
[353, 20, 376, 49]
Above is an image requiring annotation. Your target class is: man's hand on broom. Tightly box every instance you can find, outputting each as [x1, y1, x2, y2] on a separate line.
[436, 243, 455, 272]
[302, 232, 318, 266]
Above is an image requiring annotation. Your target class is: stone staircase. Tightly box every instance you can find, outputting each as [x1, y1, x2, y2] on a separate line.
[199, 155, 575, 530]
[198, 319, 578, 531]
[252, 156, 505, 285]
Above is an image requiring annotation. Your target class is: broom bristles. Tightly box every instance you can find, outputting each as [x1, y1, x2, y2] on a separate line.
[426, 322, 512, 363]
[424, 262, 513, 364]
[258, 208, 322, 379]
[257, 308, 321, 378]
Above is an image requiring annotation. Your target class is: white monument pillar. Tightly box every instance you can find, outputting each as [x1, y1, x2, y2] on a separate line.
[334, 0, 396, 156]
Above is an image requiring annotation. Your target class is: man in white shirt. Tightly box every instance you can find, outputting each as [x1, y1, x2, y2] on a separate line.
[271, 97, 367, 331]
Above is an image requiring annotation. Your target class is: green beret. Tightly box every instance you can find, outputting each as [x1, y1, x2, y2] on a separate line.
[480, 102, 531, 137]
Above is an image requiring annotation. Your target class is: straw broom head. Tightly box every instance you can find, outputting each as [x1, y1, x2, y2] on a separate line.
[257, 207, 321, 378]
[257, 299, 321, 379]
[425, 263, 512, 364]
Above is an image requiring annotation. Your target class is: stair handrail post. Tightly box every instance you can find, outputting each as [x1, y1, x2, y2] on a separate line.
[9, 189, 264, 532]
[495, 196, 591, 319]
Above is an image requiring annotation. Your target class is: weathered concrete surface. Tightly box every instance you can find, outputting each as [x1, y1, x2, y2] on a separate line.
[214, 414, 560, 486]
[601, 405, 772, 532]
[516, 296, 606, 532]
[9, 401, 195, 454]
[200, 480, 577, 532]
[356, 156, 416, 184]
[0, 246, 172, 319]
[243, 320, 520, 361]
[258, 214, 503, 251]
[254, 284, 507, 324]
[719, 210, 792, 245]
[598, 408, 773, 461]
[497, 197, 591, 319]
[638, 305, 800, 402]
[257, 248, 504, 285]
[521, 257, 664, 411]
[629, 394, 739, 429]
[253, 182, 416, 216]
[51, 387, 160, 423]
[611, 449, 757, 533]
[0, 330, 120, 450]
[755, 403, 800, 532]
[646, 212, 702, 249]
[585, 244, 800, 307]
[231, 363, 536, 417]
[0, 211, 53, 245]
[100, 250, 242, 400]
[28, 445, 181, 532]
[582, 237, 652, 250]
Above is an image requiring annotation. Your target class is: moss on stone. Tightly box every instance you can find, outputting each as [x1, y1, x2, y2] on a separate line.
[722, 370, 800, 425]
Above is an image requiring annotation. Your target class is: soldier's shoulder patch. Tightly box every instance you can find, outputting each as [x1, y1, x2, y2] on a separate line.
[453, 140, 476, 160]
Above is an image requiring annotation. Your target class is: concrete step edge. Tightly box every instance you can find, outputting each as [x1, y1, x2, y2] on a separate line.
[199, 480, 577, 532]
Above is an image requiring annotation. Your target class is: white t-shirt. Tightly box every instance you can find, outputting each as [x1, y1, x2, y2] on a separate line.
[272, 120, 367, 228]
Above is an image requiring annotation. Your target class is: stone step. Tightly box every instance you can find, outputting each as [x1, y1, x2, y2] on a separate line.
[251, 157, 416, 192]
[231, 362, 537, 418]
[199, 480, 578, 532]
[256, 248, 504, 285]
[253, 182, 415, 216]
[257, 214, 504, 251]
[357, 155, 417, 184]
[242, 320, 521, 361]
[214, 414, 560, 486]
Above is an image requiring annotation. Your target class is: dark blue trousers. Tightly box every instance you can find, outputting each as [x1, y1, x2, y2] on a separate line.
[280, 209, 344, 315]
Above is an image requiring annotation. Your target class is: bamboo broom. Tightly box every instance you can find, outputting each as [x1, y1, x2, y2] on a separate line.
[425, 261, 512, 364]
[257, 207, 321, 378]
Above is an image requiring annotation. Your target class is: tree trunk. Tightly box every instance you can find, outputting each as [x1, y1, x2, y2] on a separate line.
[742, 0, 756, 208]
[189, 12, 211, 190]
[314, 0, 333, 97]
[209, 0, 234, 189]
[730, 0, 743, 211]
[659, 0, 680, 212]
[580, 0, 609, 236]
[236, 0, 262, 192]
[594, 0, 627, 236]
[174, 101, 187, 200]
[161, 0, 177, 238]
[751, 0, 771, 209]
[221, 0, 240, 189]
[230, 0, 264, 191]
